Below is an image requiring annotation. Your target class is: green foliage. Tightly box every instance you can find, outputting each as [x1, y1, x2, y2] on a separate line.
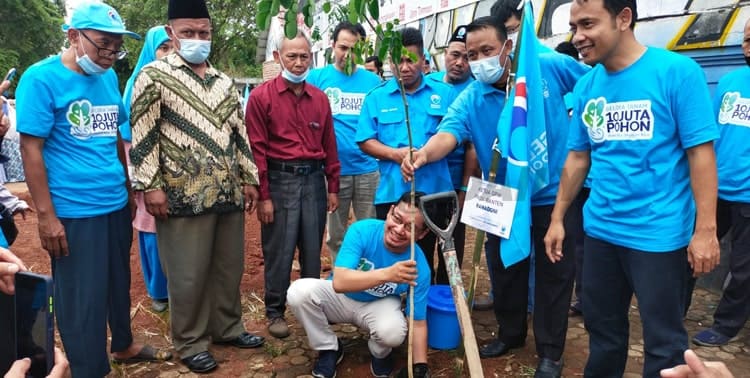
[0, 0, 65, 95]
[107, 0, 262, 90]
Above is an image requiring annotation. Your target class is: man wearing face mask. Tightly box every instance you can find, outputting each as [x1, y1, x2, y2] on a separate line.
[403, 12, 588, 377]
[16, 2, 174, 377]
[245, 31, 340, 340]
[130, 0, 266, 373]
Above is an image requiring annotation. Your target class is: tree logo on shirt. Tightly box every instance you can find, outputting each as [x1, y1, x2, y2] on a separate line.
[67, 100, 92, 139]
[325, 87, 342, 114]
[719, 92, 739, 124]
[718, 91, 750, 127]
[67, 100, 120, 140]
[356, 258, 374, 272]
[582, 97, 606, 142]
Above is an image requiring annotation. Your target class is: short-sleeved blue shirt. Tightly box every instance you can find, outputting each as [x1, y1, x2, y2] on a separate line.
[531, 52, 590, 205]
[426, 71, 475, 189]
[567, 48, 718, 251]
[437, 80, 506, 181]
[16, 56, 128, 218]
[713, 67, 750, 203]
[357, 76, 455, 204]
[308, 65, 381, 176]
[333, 219, 431, 320]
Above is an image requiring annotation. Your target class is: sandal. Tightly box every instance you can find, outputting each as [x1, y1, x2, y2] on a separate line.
[112, 345, 173, 364]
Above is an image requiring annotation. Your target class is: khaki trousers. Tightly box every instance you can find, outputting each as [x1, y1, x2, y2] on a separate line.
[156, 211, 246, 358]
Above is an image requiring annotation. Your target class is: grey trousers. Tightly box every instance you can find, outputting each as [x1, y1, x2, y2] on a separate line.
[325, 171, 379, 263]
[287, 278, 406, 358]
[156, 211, 246, 358]
[262, 169, 327, 318]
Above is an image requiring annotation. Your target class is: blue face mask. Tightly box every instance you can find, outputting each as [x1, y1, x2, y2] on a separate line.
[75, 44, 107, 75]
[178, 39, 211, 64]
[281, 66, 309, 84]
[469, 44, 508, 84]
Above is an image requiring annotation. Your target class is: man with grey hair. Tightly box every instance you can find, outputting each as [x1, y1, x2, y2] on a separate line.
[130, 0, 265, 373]
[246, 31, 341, 339]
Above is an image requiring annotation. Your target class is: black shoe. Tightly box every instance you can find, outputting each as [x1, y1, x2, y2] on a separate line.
[370, 351, 394, 378]
[312, 339, 344, 378]
[181, 351, 218, 374]
[214, 331, 265, 348]
[479, 339, 524, 359]
[534, 358, 563, 378]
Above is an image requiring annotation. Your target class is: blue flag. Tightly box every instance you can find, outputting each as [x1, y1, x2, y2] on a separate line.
[496, 0, 549, 267]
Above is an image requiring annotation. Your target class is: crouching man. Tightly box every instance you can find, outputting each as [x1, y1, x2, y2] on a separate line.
[287, 192, 432, 378]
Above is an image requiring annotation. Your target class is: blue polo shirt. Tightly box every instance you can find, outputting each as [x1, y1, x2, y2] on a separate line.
[531, 52, 590, 205]
[713, 66, 750, 203]
[426, 71, 475, 189]
[567, 47, 718, 251]
[357, 76, 455, 204]
[437, 80, 506, 182]
[308, 65, 381, 176]
[16, 56, 128, 218]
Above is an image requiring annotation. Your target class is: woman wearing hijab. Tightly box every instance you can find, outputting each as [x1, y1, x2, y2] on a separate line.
[122, 26, 174, 313]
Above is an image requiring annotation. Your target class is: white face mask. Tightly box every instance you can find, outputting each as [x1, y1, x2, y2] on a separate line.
[507, 31, 519, 49]
[178, 39, 211, 64]
[469, 44, 508, 84]
[281, 66, 310, 84]
[75, 44, 107, 75]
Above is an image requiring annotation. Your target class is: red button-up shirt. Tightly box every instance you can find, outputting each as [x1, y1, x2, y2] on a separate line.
[245, 75, 340, 200]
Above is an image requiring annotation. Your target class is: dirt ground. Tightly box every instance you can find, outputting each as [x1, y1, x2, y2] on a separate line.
[9, 187, 539, 377]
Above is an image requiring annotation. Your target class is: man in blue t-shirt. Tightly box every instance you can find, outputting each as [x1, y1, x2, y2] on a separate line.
[307, 21, 382, 264]
[287, 192, 433, 378]
[357, 27, 455, 285]
[692, 17, 750, 349]
[544, 1, 720, 377]
[15, 3, 171, 377]
[404, 14, 589, 377]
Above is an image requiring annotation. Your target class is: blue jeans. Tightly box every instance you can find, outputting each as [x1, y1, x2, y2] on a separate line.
[582, 236, 689, 378]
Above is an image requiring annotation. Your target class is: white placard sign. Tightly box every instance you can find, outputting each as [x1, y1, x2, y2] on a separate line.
[460, 176, 517, 239]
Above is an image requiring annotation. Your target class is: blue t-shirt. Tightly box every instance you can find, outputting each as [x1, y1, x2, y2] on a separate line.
[333, 219, 431, 320]
[16, 56, 128, 218]
[426, 71, 475, 188]
[357, 76, 455, 204]
[714, 67, 750, 203]
[438, 80, 506, 182]
[532, 52, 590, 205]
[308, 65, 381, 176]
[567, 47, 718, 252]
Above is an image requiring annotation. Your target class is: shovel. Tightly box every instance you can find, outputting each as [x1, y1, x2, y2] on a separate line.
[419, 191, 483, 377]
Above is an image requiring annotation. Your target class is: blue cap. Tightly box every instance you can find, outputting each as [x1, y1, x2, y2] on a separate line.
[62, 2, 140, 40]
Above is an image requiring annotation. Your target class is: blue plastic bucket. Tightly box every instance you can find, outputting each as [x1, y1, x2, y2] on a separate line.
[426, 285, 461, 350]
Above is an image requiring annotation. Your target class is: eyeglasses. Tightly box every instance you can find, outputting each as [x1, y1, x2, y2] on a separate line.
[79, 31, 128, 60]
[388, 206, 425, 233]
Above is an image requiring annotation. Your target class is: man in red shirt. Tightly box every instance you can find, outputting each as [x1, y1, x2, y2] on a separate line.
[245, 31, 341, 339]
